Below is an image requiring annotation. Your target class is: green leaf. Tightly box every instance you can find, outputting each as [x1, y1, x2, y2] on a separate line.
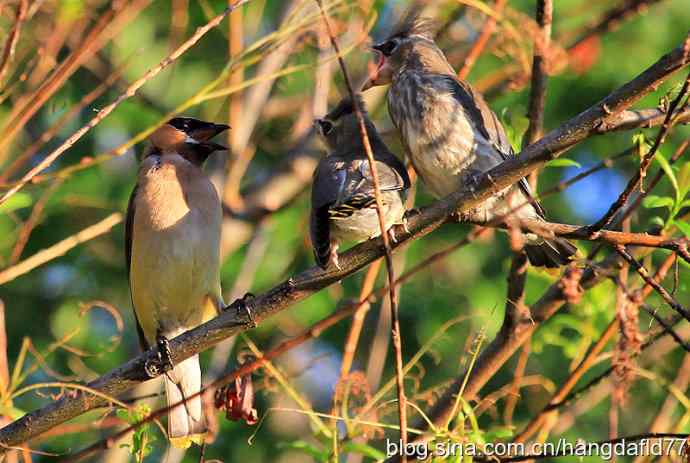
[0, 192, 32, 214]
[545, 158, 581, 168]
[632, 132, 647, 148]
[341, 442, 385, 460]
[654, 151, 680, 203]
[116, 408, 131, 423]
[674, 219, 690, 238]
[677, 162, 690, 198]
[650, 216, 666, 227]
[642, 195, 674, 209]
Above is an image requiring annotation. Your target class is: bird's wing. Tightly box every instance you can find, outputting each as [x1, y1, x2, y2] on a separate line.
[125, 183, 150, 349]
[310, 160, 346, 267]
[446, 76, 546, 218]
[363, 147, 410, 192]
[125, 184, 136, 277]
[330, 156, 407, 216]
[309, 153, 408, 267]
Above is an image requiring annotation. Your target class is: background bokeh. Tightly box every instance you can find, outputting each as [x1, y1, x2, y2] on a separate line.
[0, 0, 689, 461]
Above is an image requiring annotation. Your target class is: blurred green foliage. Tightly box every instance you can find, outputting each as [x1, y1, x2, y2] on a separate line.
[0, 0, 689, 462]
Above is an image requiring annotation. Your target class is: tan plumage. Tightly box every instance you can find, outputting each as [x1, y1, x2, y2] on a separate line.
[364, 11, 577, 268]
[126, 117, 229, 448]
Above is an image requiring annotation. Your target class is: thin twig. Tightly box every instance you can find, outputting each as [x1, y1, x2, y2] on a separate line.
[315, 0, 408, 455]
[588, 64, 690, 232]
[0, 57, 133, 183]
[223, 5, 299, 210]
[0, 0, 151, 162]
[8, 178, 64, 265]
[457, 0, 507, 80]
[2, 35, 690, 451]
[514, 249, 676, 443]
[223, 1, 245, 209]
[339, 260, 382, 379]
[509, 219, 690, 255]
[568, 0, 667, 51]
[64, 233, 476, 462]
[0, 0, 252, 206]
[0, 213, 123, 286]
[523, 0, 552, 147]
[0, 0, 27, 88]
[615, 245, 690, 322]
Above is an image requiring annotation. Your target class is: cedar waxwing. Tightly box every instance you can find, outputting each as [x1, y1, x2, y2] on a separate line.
[363, 10, 577, 268]
[125, 117, 229, 448]
[310, 96, 410, 269]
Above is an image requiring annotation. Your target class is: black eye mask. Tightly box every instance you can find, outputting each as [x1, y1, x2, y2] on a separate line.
[168, 117, 206, 133]
[374, 39, 398, 57]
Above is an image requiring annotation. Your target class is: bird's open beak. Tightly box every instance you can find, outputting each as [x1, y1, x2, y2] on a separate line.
[362, 45, 391, 91]
[189, 122, 231, 142]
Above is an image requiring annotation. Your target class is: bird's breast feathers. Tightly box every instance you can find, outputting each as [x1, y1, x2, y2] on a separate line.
[130, 154, 222, 339]
[389, 72, 501, 198]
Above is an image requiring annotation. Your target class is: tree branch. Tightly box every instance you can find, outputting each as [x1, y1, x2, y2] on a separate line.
[1, 34, 689, 451]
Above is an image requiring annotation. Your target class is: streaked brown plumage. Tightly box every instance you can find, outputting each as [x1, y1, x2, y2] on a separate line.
[310, 96, 410, 269]
[125, 117, 229, 448]
[363, 10, 576, 268]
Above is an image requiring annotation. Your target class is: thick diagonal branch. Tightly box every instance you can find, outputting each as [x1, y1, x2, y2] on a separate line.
[1, 36, 689, 451]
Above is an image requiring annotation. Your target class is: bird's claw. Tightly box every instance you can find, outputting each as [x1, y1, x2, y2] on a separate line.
[227, 293, 257, 328]
[387, 227, 398, 244]
[144, 335, 174, 378]
[329, 247, 341, 270]
[465, 169, 484, 193]
[403, 216, 411, 234]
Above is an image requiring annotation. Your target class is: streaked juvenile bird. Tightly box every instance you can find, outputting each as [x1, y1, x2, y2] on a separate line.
[363, 10, 576, 267]
[310, 96, 410, 269]
[125, 117, 229, 448]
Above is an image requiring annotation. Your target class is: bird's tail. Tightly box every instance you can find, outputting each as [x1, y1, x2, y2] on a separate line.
[525, 237, 578, 268]
[164, 354, 207, 449]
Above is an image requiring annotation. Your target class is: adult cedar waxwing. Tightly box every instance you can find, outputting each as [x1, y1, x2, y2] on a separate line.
[125, 117, 229, 448]
[310, 96, 410, 269]
[363, 10, 577, 268]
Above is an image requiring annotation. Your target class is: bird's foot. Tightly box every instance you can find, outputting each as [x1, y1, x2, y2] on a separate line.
[226, 293, 257, 328]
[387, 227, 398, 244]
[402, 214, 411, 234]
[144, 335, 174, 378]
[329, 246, 341, 271]
[465, 169, 484, 193]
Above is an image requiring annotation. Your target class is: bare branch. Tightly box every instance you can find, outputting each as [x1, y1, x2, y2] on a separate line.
[514, 251, 676, 443]
[615, 245, 690, 321]
[0, 0, 28, 87]
[588, 65, 690, 232]
[315, 0, 408, 452]
[0, 213, 123, 286]
[0, 0, 252, 206]
[1, 35, 689, 451]
[523, 0, 553, 147]
[457, 0, 507, 80]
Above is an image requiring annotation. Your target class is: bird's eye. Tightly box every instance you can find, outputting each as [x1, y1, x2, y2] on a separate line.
[319, 120, 334, 136]
[376, 38, 399, 57]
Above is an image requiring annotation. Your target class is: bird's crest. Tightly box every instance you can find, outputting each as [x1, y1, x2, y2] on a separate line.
[387, 6, 436, 41]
